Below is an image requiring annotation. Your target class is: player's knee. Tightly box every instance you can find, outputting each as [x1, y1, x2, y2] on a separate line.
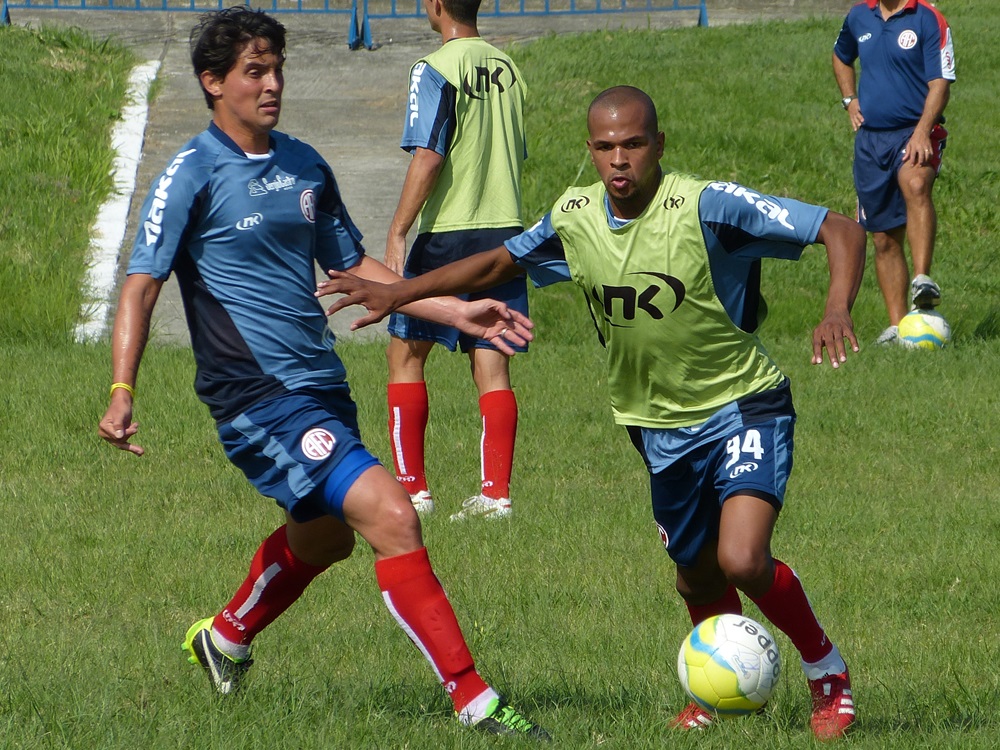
[717, 548, 771, 591]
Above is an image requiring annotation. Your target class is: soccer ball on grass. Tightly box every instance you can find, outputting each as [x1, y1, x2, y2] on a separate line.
[677, 614, 780, 717]
[898, 309, 951, 349]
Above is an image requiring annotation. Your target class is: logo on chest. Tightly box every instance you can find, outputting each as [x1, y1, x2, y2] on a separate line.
[248, 173, 297, 197]
[591, 271, 686, 325]
[897, 30, 918, 50]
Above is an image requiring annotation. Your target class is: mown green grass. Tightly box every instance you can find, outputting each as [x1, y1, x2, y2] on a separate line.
[2, 1, 999, 747]
[0, 24, 136, 344]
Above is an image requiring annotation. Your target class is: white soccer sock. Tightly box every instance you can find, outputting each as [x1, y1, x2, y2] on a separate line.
[457, 687, 501, 725]
[802, 643, 847, 680]
[211, 626, 250, 661]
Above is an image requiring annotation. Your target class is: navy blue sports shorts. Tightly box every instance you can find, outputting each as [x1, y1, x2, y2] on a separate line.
[645, 416, 795, 568]
[387, 226, 528, 353]
[854, 124, 947, 233]
[218, 384, 380, 522]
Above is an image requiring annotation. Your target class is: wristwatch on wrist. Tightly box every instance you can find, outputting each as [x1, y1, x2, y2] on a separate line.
[841, 95, 856, 110]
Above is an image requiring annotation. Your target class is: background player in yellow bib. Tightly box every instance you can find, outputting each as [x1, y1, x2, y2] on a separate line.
[320, 86, 866, 740]
[384, 0, 529, 520]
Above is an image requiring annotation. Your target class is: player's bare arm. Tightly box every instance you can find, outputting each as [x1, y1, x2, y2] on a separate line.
[810, 211, 866, 368]
[326, 253, 532, 352]
[98, 273, 163, 456]
[831, 54, 864, 131]
[385, 147, 445, 274]
[319, 245, 521, 321]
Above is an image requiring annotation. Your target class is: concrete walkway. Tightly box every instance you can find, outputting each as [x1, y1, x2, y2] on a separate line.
[12, 1, 850, 344]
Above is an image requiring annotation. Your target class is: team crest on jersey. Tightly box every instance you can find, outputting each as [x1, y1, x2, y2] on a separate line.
[301, 427, 335, 460]
[300, 189, 316, 223]
[897, 30, 918, 50]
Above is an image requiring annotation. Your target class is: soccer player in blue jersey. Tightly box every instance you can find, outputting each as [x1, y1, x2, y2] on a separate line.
[320, 86, 866, 740]
[383, 0, 529, 520]
[96, 7, 548, 739]
[832, 0, 955, 345]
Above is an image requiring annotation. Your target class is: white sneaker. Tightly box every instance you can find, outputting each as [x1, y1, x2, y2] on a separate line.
[911, 274, 941, 309]
[409, 490, 435, 515]
[874, 325, 900, 346]
[449, 495, 512, 521]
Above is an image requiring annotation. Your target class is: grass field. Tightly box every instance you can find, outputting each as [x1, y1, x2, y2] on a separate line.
[2, 1, 999, 748]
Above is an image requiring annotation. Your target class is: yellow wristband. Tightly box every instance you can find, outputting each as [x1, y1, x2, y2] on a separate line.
[110, 382, 136, 398]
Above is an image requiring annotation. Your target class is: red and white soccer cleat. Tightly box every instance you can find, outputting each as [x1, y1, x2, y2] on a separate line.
[670, 702, 714, 730]
[808, 669, 856, 740]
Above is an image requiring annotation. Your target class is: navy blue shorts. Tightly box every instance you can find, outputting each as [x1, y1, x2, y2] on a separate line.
[218, 384, 381, 522]
[854, 124, 947, 233]
[387, 226, 529, 353]
[646, 416, 795, 567]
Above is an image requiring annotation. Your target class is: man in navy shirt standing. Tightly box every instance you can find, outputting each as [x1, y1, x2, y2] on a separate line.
[97, 7, 548, 739]
[833, 0, 955, 344]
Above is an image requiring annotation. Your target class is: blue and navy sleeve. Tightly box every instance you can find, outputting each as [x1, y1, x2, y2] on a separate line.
[698, 182, 828, 261]
[314, 163, 365, 272]
[503, 214, 571, 288]
[833, 12, 858, 65]
[126, 145, 206, 280]
[400, 61, 455, 157]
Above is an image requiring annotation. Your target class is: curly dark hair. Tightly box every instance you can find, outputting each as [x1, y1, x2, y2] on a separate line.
[189, 6, 286, 110]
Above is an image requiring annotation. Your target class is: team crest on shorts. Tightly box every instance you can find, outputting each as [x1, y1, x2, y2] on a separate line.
[301, 427, 335, 460]
[656, 522, 670, 551]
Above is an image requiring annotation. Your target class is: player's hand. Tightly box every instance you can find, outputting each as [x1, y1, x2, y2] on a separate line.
[383, 235, 406, 276]
[847, 100, 864, 131]
[459, 299, 534, 355]
[317, 270, 399, 329]
[811, 310, 858, 368]
[98, 394, 145, 456]
[903, 130, 934, 168]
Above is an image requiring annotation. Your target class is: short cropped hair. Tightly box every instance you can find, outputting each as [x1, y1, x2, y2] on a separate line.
[189, 6, 286, 109]
[440, 0, 481, 25]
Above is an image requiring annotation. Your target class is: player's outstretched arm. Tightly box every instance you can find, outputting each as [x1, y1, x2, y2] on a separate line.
[98, 273, 163, 456]
[322, 254, 532, 354]
[811, 210, 866, 368]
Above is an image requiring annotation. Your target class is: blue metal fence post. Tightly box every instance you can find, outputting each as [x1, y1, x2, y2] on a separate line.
[697, 0, 708, 27]
[2, 0, 11, 27]
[348, 0, 363, 49]
[361, 0, 372, 50]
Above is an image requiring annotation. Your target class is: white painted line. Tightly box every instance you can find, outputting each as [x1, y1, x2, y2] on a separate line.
[74, 59, 160, 343]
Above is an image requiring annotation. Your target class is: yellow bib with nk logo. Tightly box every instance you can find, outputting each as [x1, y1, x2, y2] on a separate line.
[549, 172, 785, 428]
[418, 39, 526, 234]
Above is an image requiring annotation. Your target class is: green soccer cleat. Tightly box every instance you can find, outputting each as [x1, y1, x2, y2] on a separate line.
[182, 617, 253, 695]
[470, 698, 552, 741]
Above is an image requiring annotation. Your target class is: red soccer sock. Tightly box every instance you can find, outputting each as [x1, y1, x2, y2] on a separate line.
[479, 389, 517, 499]
[749, 559, 834, 664]
[685, 584, 743, 626]
[212, 525, 327, 647]
[387, 382, 429, 495]
[375, 547, 489, 713]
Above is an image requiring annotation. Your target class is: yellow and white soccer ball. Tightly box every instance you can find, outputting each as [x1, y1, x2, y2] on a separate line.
[677, 614, 781, 717]
[898, 309, 951, 349]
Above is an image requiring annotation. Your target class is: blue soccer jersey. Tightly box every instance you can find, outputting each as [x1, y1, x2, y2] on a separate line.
[834, 0, 955, 130]
[127, 123, 366, 422]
